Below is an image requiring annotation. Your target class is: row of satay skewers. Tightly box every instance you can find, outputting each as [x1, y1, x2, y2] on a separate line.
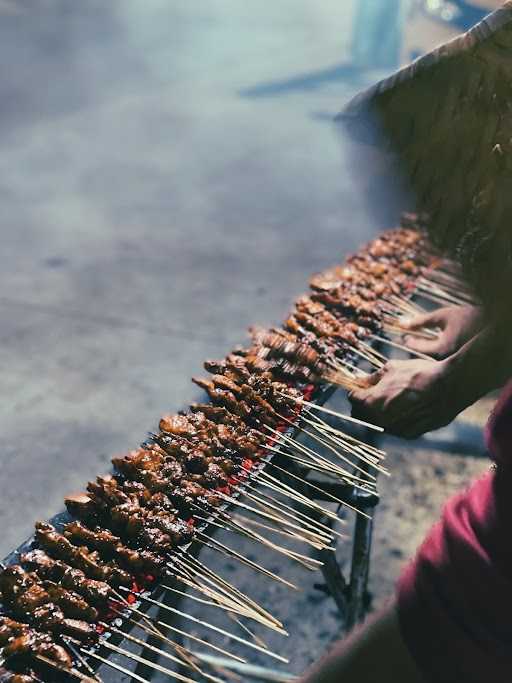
[0, 217, 474, 683]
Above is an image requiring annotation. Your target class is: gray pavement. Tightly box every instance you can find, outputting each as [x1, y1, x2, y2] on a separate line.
[0, 2, 493, 680]
[0, 0, 370, 553]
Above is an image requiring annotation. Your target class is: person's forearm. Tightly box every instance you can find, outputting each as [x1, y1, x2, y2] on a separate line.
[444, 322, 512, 407]
[299, 602, 424, 683]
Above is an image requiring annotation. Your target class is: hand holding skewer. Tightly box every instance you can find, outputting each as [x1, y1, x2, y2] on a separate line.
[348, 358, 458, 439]
[400, 304, 484, 359]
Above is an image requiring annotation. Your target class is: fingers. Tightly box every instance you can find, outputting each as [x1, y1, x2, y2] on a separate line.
[400, 312, 434, 331]
[347, 367, 385, 403]
[402, 335, 442, 356]
[367, 366, 386, 386]
[347, 386, 369, 404]
[401, 306, 451, 332]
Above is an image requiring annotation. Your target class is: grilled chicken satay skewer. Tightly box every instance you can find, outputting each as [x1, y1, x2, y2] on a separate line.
[1, 563, 248, 676]
[64, 486, 284, 632]
[0, 616, 74, 673]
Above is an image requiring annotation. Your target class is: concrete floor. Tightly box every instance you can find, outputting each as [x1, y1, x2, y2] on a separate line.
[0, 2, 495, 680]
[0, 0, 371, 554]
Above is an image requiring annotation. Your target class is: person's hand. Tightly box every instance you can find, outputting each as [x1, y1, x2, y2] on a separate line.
[349, 358, 459, 438]
[401, 305, 483, 359]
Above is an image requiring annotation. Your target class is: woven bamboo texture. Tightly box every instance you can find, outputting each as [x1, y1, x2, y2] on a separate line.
[340, 2, 512, 307]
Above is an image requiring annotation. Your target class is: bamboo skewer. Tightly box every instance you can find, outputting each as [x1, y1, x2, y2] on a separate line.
[94, 641, 202, 683]
[168, 564, 280, 647]
[370, 334, 433, 361]
[298, 415, 389, 477]
[111, 603, 249, 662]
[32, 654, 97, 683]
[174, 555, 274, 629]
[217, 492, 330, 548]
[358, 339, 388, 364]
[196, 531, 299, 589]
[259, 440, 366, 485]
[222, 488, 334, 546]
[236, 474, 340, 535]
[227, 616, 269, 653]
[247, 459, 354, 515]
[346, 344, 386, 368]
[266, 418, 376, 484]
[295, 414, 387, 475]
[124, 609, 210, 683]
[414, 289, 458, 307]
[246, 500, 332, 553]
[266, 461, 370, 519]
[263, 438, 378, 500]
[310, 429, 380, 467]
[195, 510, 323, 570]
[302, 421, 383, 475]
[323, 371, 364, 392]
[262, 427, 366, 483]
[104, 624, 224, 683]
[118, 588, 289, 663]
[228, 465, 354, 529]
[130, 583, 258, 668]
[162, 571, 245, 612]
[167, 558, 263, 620]
[270, 417, 377, 483]
[252, 478, 342, 537]
[388, 294, 426, 314]
[241, 486, 341, 542]
[383, 324, 438, 341]
[62, 637, 102, 682]
[206, 511, 324, 567]
[159, 581, 275, 647]
[303, 410, 386, 458]
[176, 554, 285, 630]
[422, 270, 473, 297]
[220, 495, 336, 545]
[275, 392, 383, 431]
[231, 511, 322, 544]
[82, 650, 152, 683]
[163, 568, 262, 626]
[331, 357, 372, 376]
[226, 514, 323, 569]
[257, 470, 348, 531]
[417, 277, 472, 306]
[172, 555, 271, 622]
[100, 624, 195, 674]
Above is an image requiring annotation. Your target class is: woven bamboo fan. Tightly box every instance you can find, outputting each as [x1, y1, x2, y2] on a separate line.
[339, 2, 512, 308]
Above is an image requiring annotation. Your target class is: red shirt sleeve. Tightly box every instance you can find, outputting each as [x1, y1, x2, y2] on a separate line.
[397, 381, 512, 682]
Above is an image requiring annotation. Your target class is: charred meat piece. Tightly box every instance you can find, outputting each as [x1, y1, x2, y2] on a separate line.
[0, 565, 97, 627]
[64, 492, 103, 524]
[0, 568, 35, 609]
[62, 511, 170, 575]
[159, 414, 195, 436]
[3, 626, 72, 669]
[0, 668, 37, 683]
[189, 403, 244, 429]
[35, 522, 131, 586]
[0, 617, 26, 646]
[64, 521, 120, 555]
[21, 551, 112, 605]
[43, 584, 97, 623]
[192, 378, 253, 420]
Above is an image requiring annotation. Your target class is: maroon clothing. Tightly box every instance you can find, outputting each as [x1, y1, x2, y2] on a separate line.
[397, 381, 512, 682]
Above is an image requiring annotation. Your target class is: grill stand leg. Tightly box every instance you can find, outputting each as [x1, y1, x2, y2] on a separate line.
[317, 532, 348, 617]
[345, 500, 375, 630]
